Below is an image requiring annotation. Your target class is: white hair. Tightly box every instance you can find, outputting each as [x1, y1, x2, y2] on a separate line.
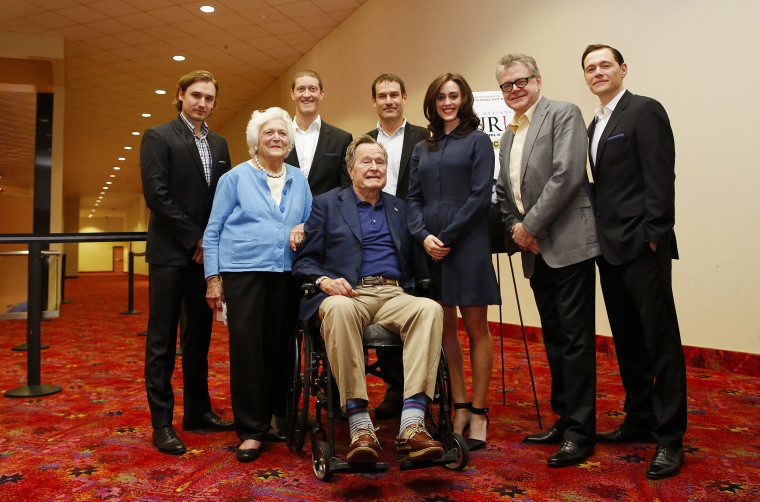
[245, 107, 296, 158]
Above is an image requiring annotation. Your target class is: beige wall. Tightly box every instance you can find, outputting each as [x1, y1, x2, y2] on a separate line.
[78, 217, 126, 272]
[218, 0, 760, 355]
[63, 196, 79, 277]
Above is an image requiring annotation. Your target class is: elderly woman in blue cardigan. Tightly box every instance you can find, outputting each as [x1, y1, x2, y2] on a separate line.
[203, 107, 312, 463]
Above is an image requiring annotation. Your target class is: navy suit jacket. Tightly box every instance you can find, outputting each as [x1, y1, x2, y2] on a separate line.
[140, 115, 231, 266]
[588, 91, 677, 265]
[292, 187, 416, 320]
[285, 120, 352, 196]
[367, 122, 428, 200]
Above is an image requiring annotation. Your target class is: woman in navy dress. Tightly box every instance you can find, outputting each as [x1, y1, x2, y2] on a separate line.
[407, 73, 500, 451]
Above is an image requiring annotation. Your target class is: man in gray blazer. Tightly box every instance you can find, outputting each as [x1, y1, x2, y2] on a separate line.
[495, 54, 599, 467]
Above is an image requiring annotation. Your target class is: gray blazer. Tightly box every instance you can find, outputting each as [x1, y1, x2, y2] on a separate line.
[496, 96, 599, 278]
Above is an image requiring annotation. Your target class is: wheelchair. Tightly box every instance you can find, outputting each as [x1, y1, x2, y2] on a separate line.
[286, 287, 469, 482]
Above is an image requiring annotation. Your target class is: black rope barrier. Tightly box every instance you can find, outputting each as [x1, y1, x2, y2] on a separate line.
[1, 233, 147, 398]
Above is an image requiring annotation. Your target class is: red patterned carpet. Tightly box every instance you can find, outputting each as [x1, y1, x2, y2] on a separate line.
[1, 272, 759, 501]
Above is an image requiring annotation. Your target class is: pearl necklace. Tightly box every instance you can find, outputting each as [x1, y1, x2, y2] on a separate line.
[254, 155, 286, 178]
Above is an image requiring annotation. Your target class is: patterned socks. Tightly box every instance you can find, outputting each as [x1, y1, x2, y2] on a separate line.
[399, 393, 428, 437]
[346, 399, 372, 437]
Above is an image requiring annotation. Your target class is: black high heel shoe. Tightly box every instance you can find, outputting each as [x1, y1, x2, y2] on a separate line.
[465, 406, 489, 452]
[453, 402, 472, 434]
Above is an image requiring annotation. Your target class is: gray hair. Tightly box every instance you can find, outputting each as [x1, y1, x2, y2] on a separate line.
[495, 53, 540, 82]
[245, 107, 296, 158]
[345, 135, 388, 170]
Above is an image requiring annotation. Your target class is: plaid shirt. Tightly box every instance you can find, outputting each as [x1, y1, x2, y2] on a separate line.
[180, 113, 212, 185]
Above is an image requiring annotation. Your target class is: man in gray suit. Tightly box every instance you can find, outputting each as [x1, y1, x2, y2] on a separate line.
[495, 54, 599, 467]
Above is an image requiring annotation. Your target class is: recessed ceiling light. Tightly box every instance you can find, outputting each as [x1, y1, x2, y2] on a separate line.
[200, 6, 215, 13]
[103, 186, 108, 190]
[141, 113, 151, 117]
[155, 89, 166, 95]
[124, 147, 132, 150]
[98, 196, 103, 199]
[106, 181, 112, 185]
[88, 214, 93, 218]
[110, 174, 116, 178]
[113, 166, 120, 170]
[118, 157, 125, 161]
[132, 132, 140, 136]
[173, 55, 186, 61]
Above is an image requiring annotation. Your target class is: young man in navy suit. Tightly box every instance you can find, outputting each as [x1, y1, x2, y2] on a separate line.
[582, 44, 687, 479]
[293, 136, 444, 465]
[140, 70, 233, 455]
[365, 73, 429, 419]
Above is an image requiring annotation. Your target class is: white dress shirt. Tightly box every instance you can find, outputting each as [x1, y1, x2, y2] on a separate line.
[590, 89, 626, 165]
[375, 118, 406, 196]
[293, 115, 321, 178]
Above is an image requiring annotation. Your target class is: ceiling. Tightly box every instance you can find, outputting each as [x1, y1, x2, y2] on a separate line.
[0, 0, 366, 215]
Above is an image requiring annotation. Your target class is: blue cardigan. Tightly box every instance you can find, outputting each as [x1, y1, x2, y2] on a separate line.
[203, 161, 312, 276]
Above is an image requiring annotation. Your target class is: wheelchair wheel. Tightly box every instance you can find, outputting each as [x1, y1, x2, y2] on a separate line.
[287, 328, 312, 452]
[444, 432, 469, 471]
[426, 347, 453, 439]
[312, 440, 332, 481]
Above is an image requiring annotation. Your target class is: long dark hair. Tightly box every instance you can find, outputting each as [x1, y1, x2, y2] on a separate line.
[423, 72, 480, 149]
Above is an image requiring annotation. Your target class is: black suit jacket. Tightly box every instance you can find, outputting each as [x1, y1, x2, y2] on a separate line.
[140, 115, 231, 266]
[588, 91, 677, 265]
[367, 121, 428, 200]
[292, 187, 416, 320]
[285, 120, 352, 196]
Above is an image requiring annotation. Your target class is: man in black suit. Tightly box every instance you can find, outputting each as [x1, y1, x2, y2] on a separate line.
[285, 70, 353, 196]
[582, 45, 687, 479]
[367, 74, 429, 200]
[365, 74, 429, 419]
[140, 70, 234, 455]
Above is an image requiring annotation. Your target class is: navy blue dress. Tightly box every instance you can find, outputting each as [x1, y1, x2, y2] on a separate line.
[407, 127, 501, 306]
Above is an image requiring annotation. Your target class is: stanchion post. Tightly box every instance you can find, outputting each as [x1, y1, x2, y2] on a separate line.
[121, 250, 141, 315]
[61, 253, 70, 304]
[5, 241, 62, 398]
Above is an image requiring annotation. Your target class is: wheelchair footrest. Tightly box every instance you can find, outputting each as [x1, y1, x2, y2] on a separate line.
[399, 448, 460, 471]
[331, 458, 390, 474]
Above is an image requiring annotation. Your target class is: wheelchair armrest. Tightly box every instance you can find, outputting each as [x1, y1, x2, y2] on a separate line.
[301, 282, 317, 296]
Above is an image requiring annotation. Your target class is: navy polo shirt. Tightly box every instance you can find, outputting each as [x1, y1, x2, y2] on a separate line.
[353, 189, 402, 280]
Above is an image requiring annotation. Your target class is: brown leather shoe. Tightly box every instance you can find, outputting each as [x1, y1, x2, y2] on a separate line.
[346, 425, 382, 463]
[395, 422, 444, 462]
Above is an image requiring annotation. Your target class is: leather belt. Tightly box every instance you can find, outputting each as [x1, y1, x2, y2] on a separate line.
[359, 276, 400, 287]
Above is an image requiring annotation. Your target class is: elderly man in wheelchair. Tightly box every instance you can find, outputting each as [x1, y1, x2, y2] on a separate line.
[293, 135, 444, 465]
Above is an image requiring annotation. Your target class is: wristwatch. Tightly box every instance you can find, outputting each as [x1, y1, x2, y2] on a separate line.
[315, 276, 329, 288]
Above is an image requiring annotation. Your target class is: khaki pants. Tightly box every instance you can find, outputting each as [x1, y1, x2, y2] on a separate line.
[319, 285, 443, 408]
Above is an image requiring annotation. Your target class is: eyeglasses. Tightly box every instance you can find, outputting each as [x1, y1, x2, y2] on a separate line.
[499, 75, 536, 93]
